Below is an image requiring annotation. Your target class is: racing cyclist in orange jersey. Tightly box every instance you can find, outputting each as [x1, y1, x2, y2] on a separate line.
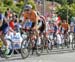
[23, 4, 46, 48]
[61, 20, 69, 47]
[23, 4, 40, 31]
[61, 20, 69, 34]
[22, 4, 45, 53]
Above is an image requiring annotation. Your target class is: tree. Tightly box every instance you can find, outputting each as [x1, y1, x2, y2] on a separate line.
[56, 5, 69, 20]
[47, 0, 75, 5]
[27, 0, 36, 10]
[3, 0, 14, 6]
[47, 0, 68, 5]
[56, 3, 75, 21]
[19, 0, 36, 17]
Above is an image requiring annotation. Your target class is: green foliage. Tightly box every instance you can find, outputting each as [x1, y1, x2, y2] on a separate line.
[16, 1, 24, 8]
[10, 5, 21, 14]
[56, 5, 68, 20]
[0, 0, 24, 15]
[61, 0, 68, 5]
[3, 0, 14, 6]
[69, 3, 75, 16]
[27, 1, 36, 10]
[56, 0, 68, 5]
[56, 3, 75, 21]
[0, 7, 7, 13]
[0, 0, 36, 16]
[47, 0, 75, 4]
[0, 1, 3, 6]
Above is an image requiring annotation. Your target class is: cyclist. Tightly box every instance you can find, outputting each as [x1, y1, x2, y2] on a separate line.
[37, 11, 46, 34]
[23, 4, 46, 43]
[23, 4, 41, 31]
[61, 20, 69, 34]
[23, 4, 46, 52]
[0, 13, 10, 55]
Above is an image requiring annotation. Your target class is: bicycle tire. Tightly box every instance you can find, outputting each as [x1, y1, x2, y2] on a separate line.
[0, 39, 14, 59]
[36, 39, 42, 56]
[21, 39, 30, 59]
[72, 38, 75, 50]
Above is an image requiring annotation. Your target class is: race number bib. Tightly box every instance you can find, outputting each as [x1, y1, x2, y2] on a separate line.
[24, 21, 32, 28]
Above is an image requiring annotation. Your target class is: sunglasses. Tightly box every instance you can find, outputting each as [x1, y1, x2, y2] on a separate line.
[25, 9, 30, 11]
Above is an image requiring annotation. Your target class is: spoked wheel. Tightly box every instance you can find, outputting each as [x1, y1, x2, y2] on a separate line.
[45, 39, 52, 53]
[36, 39, 42, 56]
[66, 35, 70, 48]
[65, 39, 70, 48]
[72, 38, 75, 50]
[40, 38, 50, 54]
[0, 39, 14, 59]
[21, 39, 30, 59]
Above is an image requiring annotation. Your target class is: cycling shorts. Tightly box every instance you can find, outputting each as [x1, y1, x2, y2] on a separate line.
[0, 24, 9, 35]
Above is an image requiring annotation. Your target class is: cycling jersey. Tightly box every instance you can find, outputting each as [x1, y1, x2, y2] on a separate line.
[0, 20, 9, 34]
[61, 23, 69, 31]
[23, 20, 32, 28]
[24, 10, 40, 23]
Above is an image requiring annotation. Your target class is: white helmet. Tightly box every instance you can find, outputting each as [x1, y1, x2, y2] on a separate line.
[24, 4, 32, 10]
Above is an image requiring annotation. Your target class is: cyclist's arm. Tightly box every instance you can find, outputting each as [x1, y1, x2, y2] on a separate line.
[22, 13, 27, 28]
[34, 12, 41, 29]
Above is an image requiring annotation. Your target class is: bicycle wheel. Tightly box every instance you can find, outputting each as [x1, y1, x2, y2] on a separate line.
[72, 38, 75, 50]
[36, 38, 42, 56]
[21, 39, 30, 59]
[39, 37, 50, 54]
[45, 39, 52, 53]
[1, 39, 14, 58]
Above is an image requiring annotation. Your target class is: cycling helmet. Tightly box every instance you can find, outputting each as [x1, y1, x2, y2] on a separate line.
[24, 4, 32, 10]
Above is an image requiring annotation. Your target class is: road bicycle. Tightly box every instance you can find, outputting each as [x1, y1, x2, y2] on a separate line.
[21, 29, 42, 59]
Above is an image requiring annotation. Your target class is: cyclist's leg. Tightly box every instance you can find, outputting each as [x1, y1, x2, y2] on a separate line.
[0, 34, 10, 55]
[36, 21, 46, 46]
[0, 34, 7, 47]
[2, 27, 10, 55]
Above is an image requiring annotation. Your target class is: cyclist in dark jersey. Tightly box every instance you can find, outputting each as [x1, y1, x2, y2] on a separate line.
[0, 16, 10, 55]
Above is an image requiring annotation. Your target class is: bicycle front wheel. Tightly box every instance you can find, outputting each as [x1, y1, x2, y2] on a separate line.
[1, 39, 14, 58]
[21, 39, 30, 59]
[72, 38, 75, 50]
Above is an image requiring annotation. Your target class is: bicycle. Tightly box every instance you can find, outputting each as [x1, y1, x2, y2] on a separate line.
[39, 31, 53, 54]
[21, 28, 42, 59]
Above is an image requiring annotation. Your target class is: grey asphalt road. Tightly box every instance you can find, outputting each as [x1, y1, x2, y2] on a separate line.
[0, 49, 75, 62]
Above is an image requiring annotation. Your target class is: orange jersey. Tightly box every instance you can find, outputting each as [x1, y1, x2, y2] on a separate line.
[24, 10, 40, 23]
[62, 23, 69, 30]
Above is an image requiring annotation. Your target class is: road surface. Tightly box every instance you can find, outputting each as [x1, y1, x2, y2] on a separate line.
[0, 49, 75, 62]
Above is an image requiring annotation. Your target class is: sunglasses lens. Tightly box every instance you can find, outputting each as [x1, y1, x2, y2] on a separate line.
[25, 9, 29, 11]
